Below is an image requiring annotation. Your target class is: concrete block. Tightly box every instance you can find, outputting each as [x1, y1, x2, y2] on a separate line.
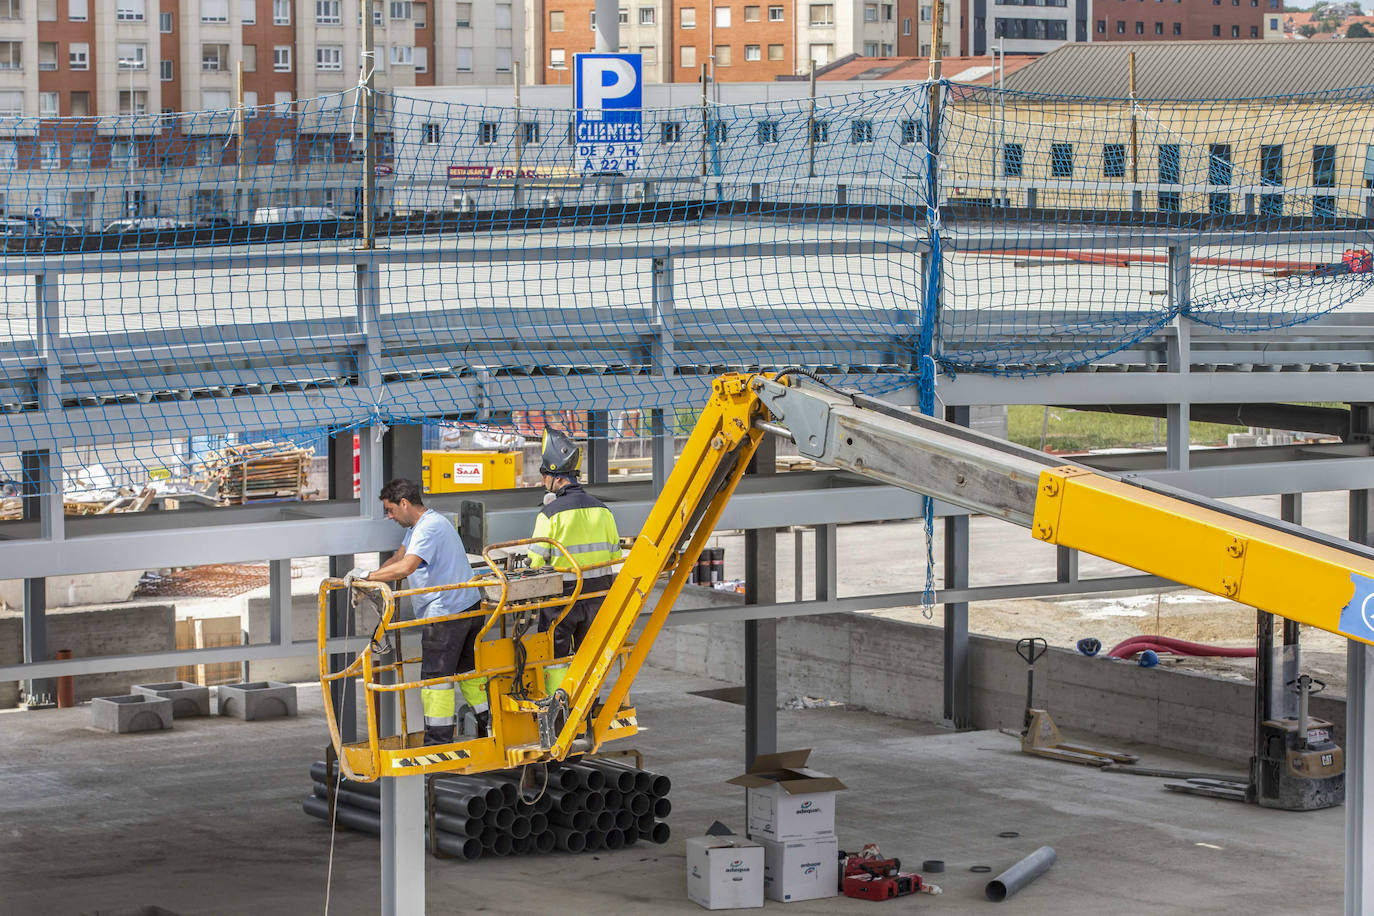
[133, 681, 212, 717]
[90, 694, 174, 733]
[218, 681, 298, 720]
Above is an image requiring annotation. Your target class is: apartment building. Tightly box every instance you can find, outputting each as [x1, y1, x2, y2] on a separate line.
[0, 0, 523, 120]
[530, 0, 906, 83]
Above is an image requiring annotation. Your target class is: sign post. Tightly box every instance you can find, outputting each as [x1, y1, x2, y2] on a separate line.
[574, 53, 643, 174]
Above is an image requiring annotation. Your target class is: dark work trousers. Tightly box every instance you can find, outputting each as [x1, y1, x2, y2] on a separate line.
[539, 575, 614, 658]
[420, 617, 479, 745]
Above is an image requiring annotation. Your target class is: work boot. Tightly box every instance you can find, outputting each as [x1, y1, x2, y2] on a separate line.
[474, 709, 491, 739]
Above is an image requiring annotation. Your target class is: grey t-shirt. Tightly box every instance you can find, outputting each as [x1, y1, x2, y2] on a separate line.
[402, 509, 479, 620]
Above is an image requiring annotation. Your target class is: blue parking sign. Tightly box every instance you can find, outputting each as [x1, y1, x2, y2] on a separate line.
[574, 53, 642, 174]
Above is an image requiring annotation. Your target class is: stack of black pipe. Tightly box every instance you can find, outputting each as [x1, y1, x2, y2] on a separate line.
[303, 758, 672, 860]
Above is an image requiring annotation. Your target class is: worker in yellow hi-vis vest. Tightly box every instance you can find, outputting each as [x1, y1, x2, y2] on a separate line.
[528, 430, 622, 693]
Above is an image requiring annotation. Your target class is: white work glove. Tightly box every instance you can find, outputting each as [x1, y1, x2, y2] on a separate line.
[344, 566, 368, 588]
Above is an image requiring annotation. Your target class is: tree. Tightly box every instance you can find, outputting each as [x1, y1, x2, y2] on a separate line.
[1299, 22, 1318, 33]
[1348, 19, 1373, 33]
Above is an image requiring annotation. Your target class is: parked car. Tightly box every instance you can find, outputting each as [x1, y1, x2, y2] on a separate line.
[103, 217, 179, 233]
[251, 206, 339, 224]
[180, 215, 232, 229]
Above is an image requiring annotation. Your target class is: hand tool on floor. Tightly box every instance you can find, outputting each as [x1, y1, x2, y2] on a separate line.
[1015, 637, 1137, 767]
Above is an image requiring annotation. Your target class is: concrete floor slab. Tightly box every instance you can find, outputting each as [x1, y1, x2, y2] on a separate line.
[0, 666, 1342, 915]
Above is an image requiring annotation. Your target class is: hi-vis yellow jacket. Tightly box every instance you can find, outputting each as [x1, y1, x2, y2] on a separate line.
[529, 481, 621, 573]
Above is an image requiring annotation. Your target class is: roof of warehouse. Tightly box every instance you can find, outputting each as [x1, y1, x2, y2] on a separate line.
[1001, 39, 1374, 98]
[816, 54, 1038, 84]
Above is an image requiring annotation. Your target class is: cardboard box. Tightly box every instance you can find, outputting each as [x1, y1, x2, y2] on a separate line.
[728, 749, 847, 842]
[686, 836, 765, 910]
[759, 836, 840, 903]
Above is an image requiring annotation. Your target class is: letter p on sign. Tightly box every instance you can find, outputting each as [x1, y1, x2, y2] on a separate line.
[576, 54, 642, 113]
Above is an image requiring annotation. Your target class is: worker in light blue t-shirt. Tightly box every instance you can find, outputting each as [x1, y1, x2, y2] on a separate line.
[349, 478, 483, 744]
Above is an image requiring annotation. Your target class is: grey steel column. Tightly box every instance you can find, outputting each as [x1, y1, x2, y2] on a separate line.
[745, 434, 778, 766]
[1166, 262, 1191, 471]
[21, 450, 54, 707]
[1348, 485, 1374, 916]
[815, 523, 837, 603]
[650, 255, 675, 493]
[327, 432, 358, 744]
[268, 559, 291, 648]
[650, 409, 673, 493]
[942, 405, 971, 729]
[587, 411, 610, 485]
[594, 0, 619, 51]
[1055, 546, 1078, 584]
[382, 424, 423, 484]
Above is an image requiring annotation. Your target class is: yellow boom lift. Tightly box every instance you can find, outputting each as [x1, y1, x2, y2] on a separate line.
[319, 371, 1374, 782]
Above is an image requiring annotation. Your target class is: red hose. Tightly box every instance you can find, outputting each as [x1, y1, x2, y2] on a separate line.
[1107, 635, 1255, 659]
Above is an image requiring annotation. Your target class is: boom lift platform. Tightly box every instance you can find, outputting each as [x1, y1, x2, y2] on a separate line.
[320, 371, 1374, 782]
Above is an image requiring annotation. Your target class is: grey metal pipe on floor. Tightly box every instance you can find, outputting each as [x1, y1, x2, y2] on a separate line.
[301, 795, 482, 860]
[986, 846, 1056, 902]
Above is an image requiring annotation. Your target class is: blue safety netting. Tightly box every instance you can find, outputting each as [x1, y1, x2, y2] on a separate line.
[0, 81, 1370, 495]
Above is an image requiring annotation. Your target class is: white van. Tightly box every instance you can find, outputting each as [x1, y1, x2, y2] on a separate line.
[252, 206, 339, 224]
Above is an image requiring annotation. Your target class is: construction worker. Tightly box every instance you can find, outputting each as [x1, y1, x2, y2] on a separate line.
[349, 478, 486, 744]
[529, 430, 622, 694]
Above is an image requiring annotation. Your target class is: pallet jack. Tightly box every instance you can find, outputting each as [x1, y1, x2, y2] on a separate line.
[1163, 611, 1343, 809]
[1013, 637, 1138, 767]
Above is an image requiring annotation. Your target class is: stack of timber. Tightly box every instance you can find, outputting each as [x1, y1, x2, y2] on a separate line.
[199, 442, 313, 505]
[303, 757, 672, 859]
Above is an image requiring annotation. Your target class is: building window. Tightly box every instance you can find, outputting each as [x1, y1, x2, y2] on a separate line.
[69, 43, 89, 70]
[863, 41, 878, 55]
[1154, 21, 1163, 33]
[811, 120, 829, 143]
[71, 91, 89, 116]
[681, 7, 695, 27]
[850, 119, 874, 143]
[1158, 191, 1180, 212]
[117, 43, 146, 69]
[745, 44, 760, 61]
[241, 0, 254, 22]
[422, 122, 440, 144]
[809, 43, 832, 65]
[1158, 144, 1180, 184]
[413, 1, 426, 26]
[681, 45, 696, 67]
[768, 44, 784, 60]
[1096, 18, 1105, 31]
[201, 0, 227, 21]
[1260, 144, 1283, 186]
[1103, 143, 1126, 178]
[117, 0, 144, 20]
[1231, 24, 1239, 35]
[996, 17, 1067, 38]
[904, 16, 912, 33]
[316, 0, 340, 23]
[118, 90, 148, 114]
[708, 120, 728, 144]
[1312, 145, 1336, 188]
[274, 46, 292, 71]
[661, 121, 681, 143]
[640, 6, 655, 24]
[39, 142, 60, 169]
[715, 44, 731, 66]
[716, 6, 730, 26]
[1249, 25, 1258, 36]
[550, 48, 566, 68]
[1314, 196, 1336, 218]
[413, 47, 427, 71]
[478, 122, 497, 144]
[161, 58, 174, 80]
[1269, 16, 1277, 28]
[1134, 20, 1143, 32]
[769, 4, 784, 19]
[1209, 192, 1230, 215]
[455, 2, 470, 27]
[274, 92, 292, 112]
[390, 45, 413, 66]
[522, 122, 540, 145]
[809, 3, 833, 25]
[864, 2, 878, 21]
[744, 4, 760, 20]
[1208, 143, 1232, 185]
[159, 9, 172, 30]
[316, 45, 342, 70]
[495, 48, 512, 72]
[0, 90, 17, 117]
[1116, 20, 1125, 32]
[389, 0, 410, 18]
[273, 0, 289, 24]
[71, 143, 91, 167]
[1172, 21, 1180, 33]
[901, 120, 921, 145]
[1050, 142, 1074, 177]
[549, 9, 563, 30]
[757, 121, 779, 144]
[0, 140, 16, 169]
[1212, 24, 1220, 35]
[69, 0, 86, 19]
[202, 43, 228, 71]
[1004, 142, 1023, 178]
[39, 91, 59, 118]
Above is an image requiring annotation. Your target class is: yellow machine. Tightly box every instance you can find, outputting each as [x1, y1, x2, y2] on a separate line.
[421, 449, 523, 493]
[320, 371, 1374, 783]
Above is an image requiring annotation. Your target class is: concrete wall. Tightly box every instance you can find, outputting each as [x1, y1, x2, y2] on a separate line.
[0, 603, 176, 708]
[648, 604, 1347, 764]
[242, 592, 369, 684]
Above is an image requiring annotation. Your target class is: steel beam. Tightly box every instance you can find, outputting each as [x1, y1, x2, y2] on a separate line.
[939, 370, 1371, 407]
[268, 559, 291, 647]
[744, 434, 778, 767]
[0, 635, 374, 680]
[380, 774, 425, 916]
[586, 411, 610, 485]
[942, 405, 971, 729]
